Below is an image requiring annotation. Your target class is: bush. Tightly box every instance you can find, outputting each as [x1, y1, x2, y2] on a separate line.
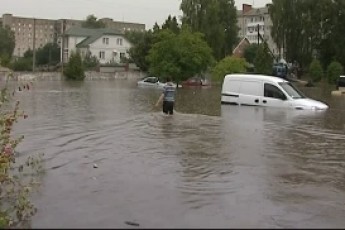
[212, 56, 247, 82]
[0, 74, 44, 228]
[10, 58, 33, 72]
[309, 59, 323, 82]
[63, 51, 85, 81]
[326, 61, 343, 84]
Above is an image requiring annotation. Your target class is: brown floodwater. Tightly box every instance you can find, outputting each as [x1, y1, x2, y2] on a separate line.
[10, 79, 345, 228]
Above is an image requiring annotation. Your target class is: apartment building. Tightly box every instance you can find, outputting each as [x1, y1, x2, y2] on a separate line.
[1, 14, 145, 58]
[237, 4, 280, 58]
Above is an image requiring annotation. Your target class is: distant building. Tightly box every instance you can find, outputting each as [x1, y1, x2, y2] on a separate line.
[237, 4, 280, 59]
[1, 13, 145, 58]
[63, 27, 132, 64]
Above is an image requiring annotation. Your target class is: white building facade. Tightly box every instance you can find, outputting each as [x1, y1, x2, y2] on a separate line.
[63, 27, 132, 64]
[237, 4, 281, 59]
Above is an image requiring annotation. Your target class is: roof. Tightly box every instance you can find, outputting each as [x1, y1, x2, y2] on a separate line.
[237, 7, 269, 16]
[225, 74, 288, 83]
[65, 27, 124, 48]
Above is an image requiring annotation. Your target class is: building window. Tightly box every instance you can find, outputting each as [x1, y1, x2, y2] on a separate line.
[116, 38, 123, 46]
[103, 37, 109, 45]
[120, 52, 125, 59]
[99, 51, 105, 59]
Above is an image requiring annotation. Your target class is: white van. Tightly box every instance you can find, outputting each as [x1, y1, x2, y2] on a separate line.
[221, 74, 329, 110]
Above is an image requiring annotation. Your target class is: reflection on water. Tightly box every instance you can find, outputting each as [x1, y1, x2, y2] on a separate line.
[11, 80, 345, 228]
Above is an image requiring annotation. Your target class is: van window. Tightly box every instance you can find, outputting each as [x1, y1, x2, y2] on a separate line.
[264, 83, 286, 100]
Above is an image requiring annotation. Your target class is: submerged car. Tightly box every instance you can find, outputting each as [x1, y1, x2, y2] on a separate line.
[137, 77, 178, 89]
[181, 77, 210, 87]
[336, 75, 345, 92]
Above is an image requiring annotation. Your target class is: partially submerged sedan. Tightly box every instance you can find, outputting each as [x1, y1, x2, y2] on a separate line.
[137, 77, 178, 89]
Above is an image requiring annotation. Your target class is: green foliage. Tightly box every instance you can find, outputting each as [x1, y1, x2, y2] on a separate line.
[0, 27, 15, 66]
[81, 15, 105, 29]
[63, 51, 85, 81]
[244, 44, 259, 64]
[126, 30, 155, 72]
[35, 43, 61, 66]
[180, 0, 239, 60]
[147, 28, 214, 83]
[309, 59, 324, 82]
[83, 52, 99, 70]
[10, 58, 33, 72]
[212, 56, 247, 82]
[254, 43, 273, 75]
[269, 0, 345, 69]
[0, 76, 44, 228]
[161, 15, 180, 34]
[326, 61, 343, 84]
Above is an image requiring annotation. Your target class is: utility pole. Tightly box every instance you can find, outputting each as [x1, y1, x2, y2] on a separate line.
[32, 18, 36, 72]
[61, 19, 65, 75]
[257, 24, 260, 46]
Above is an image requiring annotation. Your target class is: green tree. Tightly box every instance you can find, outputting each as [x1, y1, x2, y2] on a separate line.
[35, 43, 61, 66]
[0, 26, 15, 66]
[180, 0, 239, 60]
[212, 56, 247, 82]
[326, 61, 343, 84]
[126, 30, 155, 72]
[309, 59, 323, 82]
[161, 15, 180, 34]
[81, 15, 106, 29]
[244, 44, 259, 64]
[254, 43, 273, 75]
[147, 28, 214, 84]
[63, 51, 85, 81]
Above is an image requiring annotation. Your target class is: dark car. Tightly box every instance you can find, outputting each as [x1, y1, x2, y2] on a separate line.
[181, 77, 210, 87]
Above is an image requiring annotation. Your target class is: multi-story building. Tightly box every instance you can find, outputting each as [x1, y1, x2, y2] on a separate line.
[1, 13, 145, 58]
[237, 4, 281, 59]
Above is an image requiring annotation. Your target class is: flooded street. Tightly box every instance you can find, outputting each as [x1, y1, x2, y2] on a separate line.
[11, 79, 345, 228]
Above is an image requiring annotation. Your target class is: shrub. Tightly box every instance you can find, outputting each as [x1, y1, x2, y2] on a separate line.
[63, 51, 85, 81]
[0, 73, 44, 228]
[326, 61, 343, 84]
[212, 56, 247, 82]
[309, 59, 323, 82]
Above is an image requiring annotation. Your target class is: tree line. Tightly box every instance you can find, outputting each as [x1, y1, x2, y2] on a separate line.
[1, 0, 345, 83]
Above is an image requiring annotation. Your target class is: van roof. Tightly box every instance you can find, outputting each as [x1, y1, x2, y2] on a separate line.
[224, 74, 288, 83]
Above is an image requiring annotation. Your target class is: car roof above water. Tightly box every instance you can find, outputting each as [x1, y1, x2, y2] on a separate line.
[224, 74, 289, 84]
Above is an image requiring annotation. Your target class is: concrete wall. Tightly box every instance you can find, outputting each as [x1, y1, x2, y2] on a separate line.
[0, 71, 145, 81]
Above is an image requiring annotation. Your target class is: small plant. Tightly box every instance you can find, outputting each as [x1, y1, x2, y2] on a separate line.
[0, 72, 44, 228]
[309, 59, 323, 83]
[326, 61, 343, 84]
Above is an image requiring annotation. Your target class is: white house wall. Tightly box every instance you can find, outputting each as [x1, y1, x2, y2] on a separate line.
[89, 35, 131, 64]
[67, 36, 87, 57]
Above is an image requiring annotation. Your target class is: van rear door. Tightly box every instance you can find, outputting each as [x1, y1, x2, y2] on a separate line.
[238, 81, 263, 106]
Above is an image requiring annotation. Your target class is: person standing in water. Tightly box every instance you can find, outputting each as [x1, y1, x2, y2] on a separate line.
[155, 77, 176, 115]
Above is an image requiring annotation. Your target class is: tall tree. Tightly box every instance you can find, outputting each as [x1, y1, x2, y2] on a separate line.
[81, 15, 106, 29]
[0, 26, 15, 66]
[147, 27, 214, 83]
[180, 0, 239, 60]
[161, 15, 180, 34]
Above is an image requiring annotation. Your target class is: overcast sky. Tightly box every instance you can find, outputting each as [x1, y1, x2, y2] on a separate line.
[0, 0, 271, 29]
